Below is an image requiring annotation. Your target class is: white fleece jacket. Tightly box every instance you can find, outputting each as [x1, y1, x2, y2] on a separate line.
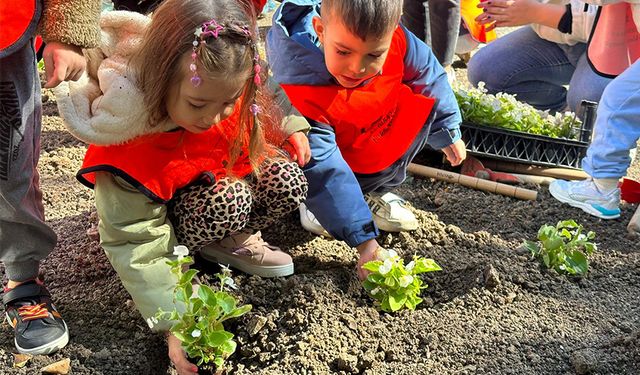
[54, 11, 175, 146]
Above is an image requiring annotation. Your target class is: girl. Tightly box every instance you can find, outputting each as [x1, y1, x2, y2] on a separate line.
[55, 0, 309, 372]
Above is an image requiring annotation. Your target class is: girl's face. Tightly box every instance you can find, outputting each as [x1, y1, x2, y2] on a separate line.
[166, 53, 248, 133]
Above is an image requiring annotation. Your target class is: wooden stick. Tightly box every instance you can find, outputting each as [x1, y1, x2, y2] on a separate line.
[479, 159, 589, 180]
[509, 173, 556, 186]
[408, 163, 538, 200]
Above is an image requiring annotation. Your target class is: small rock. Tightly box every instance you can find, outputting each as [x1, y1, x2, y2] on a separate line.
[13, 353, 32, 368]
[93, 348, 111, 360]
[483, 264, 501, 289]
[247, 315, 268, 336]
[505, 292, 517, 304]
[571, 349, 598, 374]
[41, 358, 71, 374]
[337, 353, 358, 373]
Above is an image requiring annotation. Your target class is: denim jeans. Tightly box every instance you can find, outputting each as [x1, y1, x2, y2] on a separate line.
[467, 27, 612, 114]
[402, 0, 461, 67]
[582, 60, 640, 179]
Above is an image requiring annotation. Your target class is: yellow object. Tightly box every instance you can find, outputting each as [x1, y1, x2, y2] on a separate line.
[460, 0, 497, 43]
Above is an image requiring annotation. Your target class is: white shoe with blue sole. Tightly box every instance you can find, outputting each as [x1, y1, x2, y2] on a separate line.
[549, 179, 621, 219]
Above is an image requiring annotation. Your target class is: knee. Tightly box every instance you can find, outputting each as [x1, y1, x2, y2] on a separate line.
[202, 178, 253, 223]
[467, 49, 505, 91]
[259, 160, 308, 205]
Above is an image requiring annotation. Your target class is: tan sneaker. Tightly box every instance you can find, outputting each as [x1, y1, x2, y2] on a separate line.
[365, 192, 418, 232]
[200, 231, 294, 277]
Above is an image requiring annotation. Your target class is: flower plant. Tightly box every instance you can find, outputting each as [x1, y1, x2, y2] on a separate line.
[362, 249, 442, 312]
[455, 82, 580, 139]
[154, 246, 252, 370]
[524, 220, 597, 276]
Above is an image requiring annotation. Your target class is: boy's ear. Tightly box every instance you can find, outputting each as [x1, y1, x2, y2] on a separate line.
[312, 16, 325, 44]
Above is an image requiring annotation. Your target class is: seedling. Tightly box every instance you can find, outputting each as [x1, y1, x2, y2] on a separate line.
[455, 83, 579, 139]
[153, 246, 252, 371]
[524, 220, 597, 276]
[362, 249, 442, 312]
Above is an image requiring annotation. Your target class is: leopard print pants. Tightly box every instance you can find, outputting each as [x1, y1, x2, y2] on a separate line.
[168, 159, 307, 250]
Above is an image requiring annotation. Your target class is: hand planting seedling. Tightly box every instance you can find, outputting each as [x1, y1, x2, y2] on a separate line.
[455, 82, 580, 139]
[362, 248, 442, 312]
[524, 220, 597, 276]
[154, 246, 252, 372]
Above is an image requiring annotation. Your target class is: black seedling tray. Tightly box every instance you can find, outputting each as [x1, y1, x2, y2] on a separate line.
[460, 122, 591, 169]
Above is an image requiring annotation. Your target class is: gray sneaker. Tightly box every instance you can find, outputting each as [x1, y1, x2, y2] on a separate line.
[200, 231, 294, 277]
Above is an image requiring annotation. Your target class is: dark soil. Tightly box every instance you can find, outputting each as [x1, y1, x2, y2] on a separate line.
[1, 26, 638, 375]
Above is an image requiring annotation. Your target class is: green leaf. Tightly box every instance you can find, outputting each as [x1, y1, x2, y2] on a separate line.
[224, 304, 252, 320]
[221, 339, 237, 355]
[362, 261, 382, 272]
[180, 269, 198, 285]
[566, 250, 589, 276]
[207, 330, 234, 347]
[524, 240, 540, 256]
[412, 258, 442, 273]
[197, 284, 217, 306]
[388, 291, 406, 312]
[215, 293, 237, 314]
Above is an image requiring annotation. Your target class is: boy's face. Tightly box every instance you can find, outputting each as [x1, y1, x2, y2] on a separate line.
[312, 13, 394, 88]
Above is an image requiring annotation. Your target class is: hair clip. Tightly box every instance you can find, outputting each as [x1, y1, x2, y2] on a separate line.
[253, 53, 262, 86]
[191, 19, 225, 87]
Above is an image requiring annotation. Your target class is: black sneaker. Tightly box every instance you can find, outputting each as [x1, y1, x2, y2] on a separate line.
[3, 280, 69, 355]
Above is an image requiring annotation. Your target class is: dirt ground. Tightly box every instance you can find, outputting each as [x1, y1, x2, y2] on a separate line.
[1, 20, 639, 375]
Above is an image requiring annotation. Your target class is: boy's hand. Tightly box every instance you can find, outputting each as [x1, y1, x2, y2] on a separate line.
[167, 333, 199, 375]
[283, 131, 311, 167]
[356, 240, 381, 281]
[42, 41, 87, 88]
[442, 139, 467, 167]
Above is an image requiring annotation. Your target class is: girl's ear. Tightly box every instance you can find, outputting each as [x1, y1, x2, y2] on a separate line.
[312, 16, 325, 44]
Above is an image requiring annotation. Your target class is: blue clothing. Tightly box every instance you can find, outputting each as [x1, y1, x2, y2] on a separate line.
[467, 27, 611, 115]
[267, 0, 461, 246]
[582, 59, 640, 179]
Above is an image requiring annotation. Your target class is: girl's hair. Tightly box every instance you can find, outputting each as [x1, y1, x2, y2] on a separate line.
[321, 0, 402, 40]
[130, 0, 281, 172]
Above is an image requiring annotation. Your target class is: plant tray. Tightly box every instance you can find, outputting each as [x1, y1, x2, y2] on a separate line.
[460, 122, 591, 169]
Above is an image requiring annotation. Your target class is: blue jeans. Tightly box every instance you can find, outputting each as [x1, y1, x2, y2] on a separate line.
[467, 27, 612, 114]
[582, 60, 640, 179]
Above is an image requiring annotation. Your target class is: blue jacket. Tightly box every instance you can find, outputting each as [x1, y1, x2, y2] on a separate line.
[267, 0, 462, 246]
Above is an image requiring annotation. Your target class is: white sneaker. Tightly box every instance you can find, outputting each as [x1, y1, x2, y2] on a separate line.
[549, 179, 621, 219]
[299, 203, 332, 237]
[365, 192, 418, 232]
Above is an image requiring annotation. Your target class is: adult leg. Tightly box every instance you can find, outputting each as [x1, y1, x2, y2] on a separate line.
[467, 27, 576, 112]
[566, 51, 613, 115]
[427, 0, 461, 67]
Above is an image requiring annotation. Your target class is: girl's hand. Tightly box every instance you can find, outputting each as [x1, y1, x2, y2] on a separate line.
[442, 139, 467, 167]
[167, 333, 199, 375]
[42, 41, 87, 88]
[355, 240, 381, 281]
[475, 0, 539, 30]
[283, 131, 311, 167]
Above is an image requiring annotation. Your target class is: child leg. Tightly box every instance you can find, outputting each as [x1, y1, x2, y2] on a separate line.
[169, 178, 253, 251]
[245, 159, 308, 231]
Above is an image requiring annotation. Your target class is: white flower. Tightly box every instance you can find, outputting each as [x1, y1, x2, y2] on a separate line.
[146, 316, 159, 329]
[399, 275, 414, 288]
[223, 276, 238, 290]
[379, 259, 393, 275]
[191, 329, 202, 338]
[173, 245, 189, 260]
[405, 260, 415, 272]
[370, 287, 381, 296]
[219, 264, 232, 274]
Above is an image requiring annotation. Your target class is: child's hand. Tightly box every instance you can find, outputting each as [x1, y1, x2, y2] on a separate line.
[42, 41, 87, 88]
[441, 139, 467, 167]
[356, 240, 381, 281]
[283, 131, 311, 167]
[167, 333, 199, 375]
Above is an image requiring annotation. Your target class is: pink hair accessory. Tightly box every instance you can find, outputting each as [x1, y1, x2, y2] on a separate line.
[191, 19, 225, 87]
[253, 53, 262, 85]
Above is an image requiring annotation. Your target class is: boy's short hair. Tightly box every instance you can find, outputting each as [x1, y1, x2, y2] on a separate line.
[321, 0, 402, 40]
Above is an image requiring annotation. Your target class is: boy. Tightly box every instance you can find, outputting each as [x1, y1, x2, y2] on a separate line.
[267, 0, 466, 278]
[0, 0, 100, 354]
